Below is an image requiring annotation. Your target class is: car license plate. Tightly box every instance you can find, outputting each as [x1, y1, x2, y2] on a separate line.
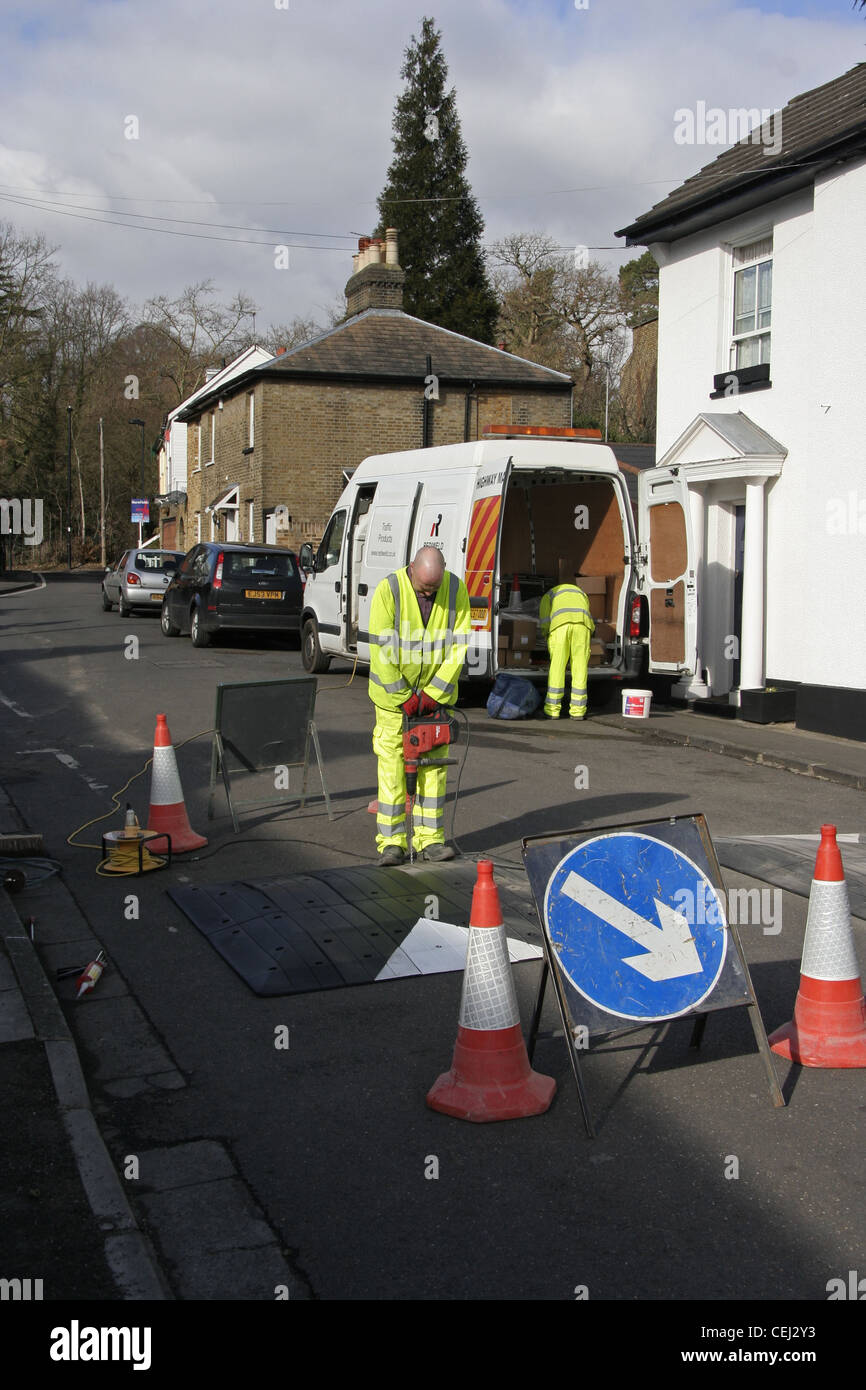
[245, 589, 281, 599]
[151, 593, 163, 601]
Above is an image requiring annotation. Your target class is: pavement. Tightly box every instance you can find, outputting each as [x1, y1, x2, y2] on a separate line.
[0, 569, 47, 596]
[1, 567, 864, 1304]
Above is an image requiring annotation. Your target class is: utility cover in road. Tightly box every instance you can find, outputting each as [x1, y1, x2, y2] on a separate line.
[544, 832, 726, 1021]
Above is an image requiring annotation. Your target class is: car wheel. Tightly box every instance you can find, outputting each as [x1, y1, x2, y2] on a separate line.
[101, 587, 113, 611]
[190, 606, 211, 648]
[302, 618, 330, 673]
[118, 593, 131, 617]
[161, 603, 180, 637]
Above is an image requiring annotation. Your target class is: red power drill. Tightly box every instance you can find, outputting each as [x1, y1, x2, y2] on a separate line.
[402, 705, 458, 796]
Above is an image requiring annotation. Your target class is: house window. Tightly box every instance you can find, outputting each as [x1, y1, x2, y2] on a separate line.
[195, 512, 201, 543]
[248, 500, 255, 543]
[248, 393, 255, 449]
[193, 425, 202, 472]
[206, 412, 215, 465]
[731, 237, 772, 369]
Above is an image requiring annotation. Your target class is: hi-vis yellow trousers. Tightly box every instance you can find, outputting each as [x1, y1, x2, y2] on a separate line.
[544, 624, 591, 719]
[372, 708, 448, 852]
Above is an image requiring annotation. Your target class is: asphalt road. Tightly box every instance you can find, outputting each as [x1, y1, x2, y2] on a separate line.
[2, 572, 865, 1312]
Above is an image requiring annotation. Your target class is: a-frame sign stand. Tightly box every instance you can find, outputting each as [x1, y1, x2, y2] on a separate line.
[522, 813, 785, 1138]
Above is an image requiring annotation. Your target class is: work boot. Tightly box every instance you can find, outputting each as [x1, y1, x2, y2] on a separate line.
[379, 845, 405, 867]
[421, 843, 454, 862]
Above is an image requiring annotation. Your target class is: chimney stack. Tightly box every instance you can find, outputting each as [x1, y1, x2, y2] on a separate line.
[345, 229, 405, 317]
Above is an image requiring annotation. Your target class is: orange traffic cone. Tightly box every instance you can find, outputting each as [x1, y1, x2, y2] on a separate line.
[427, 860, 556, 1121]
[769, 824, 866, 1067]
[146, 714, 208, 853]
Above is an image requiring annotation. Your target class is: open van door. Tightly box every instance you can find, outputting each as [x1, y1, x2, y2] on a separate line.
[638, 467, 697, 676]
[464, 455, 513, 674]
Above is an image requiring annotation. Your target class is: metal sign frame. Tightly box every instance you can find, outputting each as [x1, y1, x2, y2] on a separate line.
[522, 813, 784, 1137]
[208, 677, 333, 833]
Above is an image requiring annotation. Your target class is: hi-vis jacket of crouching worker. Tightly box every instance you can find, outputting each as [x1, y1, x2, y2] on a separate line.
[539, 576, 595, 721]
[368, 548, 471, 865]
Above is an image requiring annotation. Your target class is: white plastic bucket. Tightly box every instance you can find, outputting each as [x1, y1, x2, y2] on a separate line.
[622, 688, 652, 720]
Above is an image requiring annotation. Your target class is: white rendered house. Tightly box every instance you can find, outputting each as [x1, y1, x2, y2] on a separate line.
[618, 63, 866, 741]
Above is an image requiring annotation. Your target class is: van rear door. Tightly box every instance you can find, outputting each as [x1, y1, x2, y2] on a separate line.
[465, 455, 512, 674]
[638, 468, 697, 675]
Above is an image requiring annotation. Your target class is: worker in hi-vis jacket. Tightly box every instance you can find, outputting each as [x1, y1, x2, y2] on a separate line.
[539, 558, 595, 720]
[368, 545, 471, 866]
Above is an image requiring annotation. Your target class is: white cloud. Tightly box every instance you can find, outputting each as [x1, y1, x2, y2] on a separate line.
[0, 0, 858, 327]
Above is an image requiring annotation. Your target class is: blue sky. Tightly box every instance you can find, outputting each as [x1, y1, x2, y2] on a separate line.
[0, 0, 862, 328]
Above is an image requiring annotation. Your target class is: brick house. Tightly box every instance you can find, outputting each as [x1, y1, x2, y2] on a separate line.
[171, 230, 573, 554]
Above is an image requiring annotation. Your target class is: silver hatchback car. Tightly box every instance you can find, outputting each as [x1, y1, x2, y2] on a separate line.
[102, 548, 185, 616]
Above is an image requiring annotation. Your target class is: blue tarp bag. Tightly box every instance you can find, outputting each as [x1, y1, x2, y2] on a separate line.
[486, 673, 542, 720]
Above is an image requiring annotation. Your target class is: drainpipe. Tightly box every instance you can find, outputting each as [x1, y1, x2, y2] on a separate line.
[463, 381, 476, 441]
[422, 354, 432, 448]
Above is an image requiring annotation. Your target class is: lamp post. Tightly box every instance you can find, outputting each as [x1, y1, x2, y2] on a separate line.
[66, 406, 72, 568]
[129, 417, 146, 546]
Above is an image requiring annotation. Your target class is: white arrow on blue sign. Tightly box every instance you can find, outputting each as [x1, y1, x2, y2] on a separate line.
[543, 832, 727, 1021]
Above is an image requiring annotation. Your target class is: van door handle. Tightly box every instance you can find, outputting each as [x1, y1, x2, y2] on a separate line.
[358, 583, 368, 596]
[334, 582, 341, 593]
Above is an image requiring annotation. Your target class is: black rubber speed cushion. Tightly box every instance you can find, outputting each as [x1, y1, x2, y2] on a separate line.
[169, 863, 541, 996]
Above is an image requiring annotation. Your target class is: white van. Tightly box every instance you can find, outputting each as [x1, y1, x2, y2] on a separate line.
[298, 437, 696, 684]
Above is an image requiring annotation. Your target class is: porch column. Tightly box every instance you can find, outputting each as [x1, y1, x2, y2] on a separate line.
[679, 485, 709, 698]
[740, 478, 766, 692]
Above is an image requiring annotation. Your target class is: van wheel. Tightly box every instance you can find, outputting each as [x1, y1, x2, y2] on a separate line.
[190, 607, 211, 648]
[302, 618, 330, 673]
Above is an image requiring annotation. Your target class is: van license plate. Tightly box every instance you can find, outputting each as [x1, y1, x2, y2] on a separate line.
[246, 589, 280, 599]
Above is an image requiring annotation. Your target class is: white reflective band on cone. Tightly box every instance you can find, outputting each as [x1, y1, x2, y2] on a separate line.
[458, 923, 520, 1031]
[149, 745, 184, 807]
[800, 880, 860, 982]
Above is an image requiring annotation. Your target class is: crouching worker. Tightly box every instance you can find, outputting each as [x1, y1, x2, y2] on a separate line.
[368, 545, 471, 866]
[540, 559, 595, 720]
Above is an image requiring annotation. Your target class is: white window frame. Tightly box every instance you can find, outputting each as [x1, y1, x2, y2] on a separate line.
[195, 512, 201, 542]
[248, 392, 255, 449]
[729, 235, 772, 370]
[193, 424, 202, 473]
[248, 500, 255, 543]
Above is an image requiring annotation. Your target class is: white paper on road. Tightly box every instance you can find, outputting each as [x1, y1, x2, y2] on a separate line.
[375, 917, 542, 980]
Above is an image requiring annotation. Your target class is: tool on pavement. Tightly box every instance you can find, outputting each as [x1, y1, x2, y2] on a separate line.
[58, 950, 107, 997]
[99, 804, 171, 877]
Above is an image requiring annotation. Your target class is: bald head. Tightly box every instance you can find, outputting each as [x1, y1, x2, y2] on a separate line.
[408, 545, 445, 598]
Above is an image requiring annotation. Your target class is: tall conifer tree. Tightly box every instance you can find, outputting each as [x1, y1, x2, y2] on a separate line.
[377, 17, 498, 342]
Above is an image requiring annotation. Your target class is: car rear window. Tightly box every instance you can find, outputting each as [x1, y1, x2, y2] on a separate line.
[224, 552, 295, 580]
[135, 552, 184, 572]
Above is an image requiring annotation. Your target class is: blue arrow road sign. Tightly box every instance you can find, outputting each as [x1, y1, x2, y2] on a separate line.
[543, 832, 727, 1021]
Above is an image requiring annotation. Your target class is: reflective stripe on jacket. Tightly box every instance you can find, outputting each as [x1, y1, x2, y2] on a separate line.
[368, 566, 472, 711]
[539, 583, 595, 639]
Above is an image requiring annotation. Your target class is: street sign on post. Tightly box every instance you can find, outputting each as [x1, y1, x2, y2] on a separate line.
[522, 814, 784, 1136]
[131, 499, 149, 523]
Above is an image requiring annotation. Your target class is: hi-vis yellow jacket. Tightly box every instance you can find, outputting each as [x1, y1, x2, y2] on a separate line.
[539, 583, 595, 640]
[368, 567, 472, 712]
